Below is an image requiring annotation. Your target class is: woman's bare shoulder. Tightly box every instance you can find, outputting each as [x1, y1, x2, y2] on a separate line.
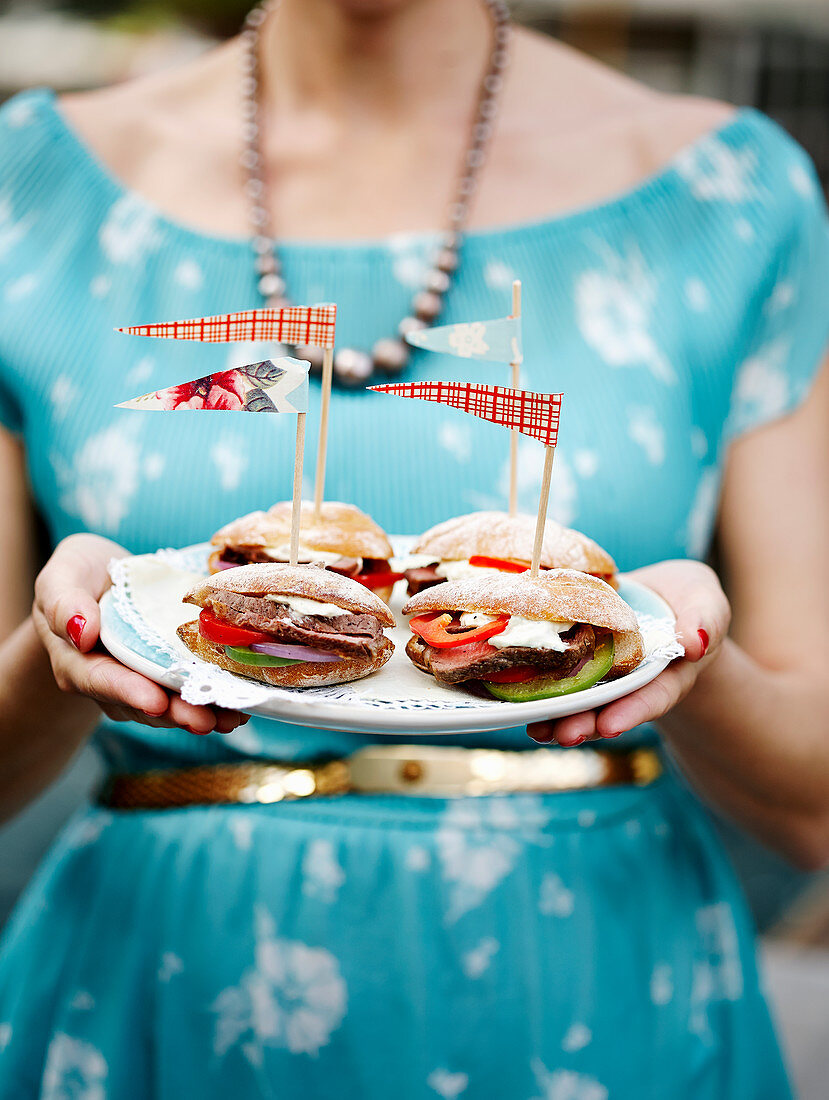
[509, 26, 735, 169]
[58, 40, 240, 182]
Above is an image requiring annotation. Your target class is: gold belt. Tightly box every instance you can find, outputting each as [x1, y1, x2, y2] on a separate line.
[99, 745, 662, 810]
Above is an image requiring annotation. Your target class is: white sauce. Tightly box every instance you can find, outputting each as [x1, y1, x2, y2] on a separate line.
[489, 616, 574, 652]
[394, 553, 440, 571]
[459, 611, 497, 628]
[263, 544, 357, 568]
[435, 560, 502, 582]
[265, 594, 349, 618]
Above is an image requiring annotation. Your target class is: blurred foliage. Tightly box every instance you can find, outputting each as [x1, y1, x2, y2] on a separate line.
[54, 0, 252, 37]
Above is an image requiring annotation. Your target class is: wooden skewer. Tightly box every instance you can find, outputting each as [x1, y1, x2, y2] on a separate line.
[509, 279, 522, 516]
[290, 411, 306, 566]
[530, 445, 555, 577]
[313, 345, 334, 520]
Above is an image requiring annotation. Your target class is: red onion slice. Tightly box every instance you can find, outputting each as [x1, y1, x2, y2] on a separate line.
[250, 641, 341, 663]
[216, 559, 240, 570]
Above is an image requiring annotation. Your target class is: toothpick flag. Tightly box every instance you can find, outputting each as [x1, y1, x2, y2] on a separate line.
[405, 315, 521, 364]
[117, 304, 340, 521]
[116, 305, 337, 349]
[117, 358, 311, 564]
[116, 358, 310, 414]
[370, 381, 561, 447]
[372, 379, 562, 576]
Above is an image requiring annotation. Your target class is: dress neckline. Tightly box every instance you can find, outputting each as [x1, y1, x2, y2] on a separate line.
[35, 87, 754, 255]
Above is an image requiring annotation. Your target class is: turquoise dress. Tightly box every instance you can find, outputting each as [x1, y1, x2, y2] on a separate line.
[1, 89, 828, 1099]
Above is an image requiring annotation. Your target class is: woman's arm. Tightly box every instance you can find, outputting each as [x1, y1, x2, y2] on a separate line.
[0, 428, 248, 822]
[657, 358, 829, 868]
[529, 359, 829, 870]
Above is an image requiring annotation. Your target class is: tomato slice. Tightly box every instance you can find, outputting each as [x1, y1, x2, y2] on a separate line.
[469, 555, 529, 573]
[199, 607, 275, 647]
[409, 611, 509, 649]
[355, 570, 406, 590]
[482, 666, 538, 683]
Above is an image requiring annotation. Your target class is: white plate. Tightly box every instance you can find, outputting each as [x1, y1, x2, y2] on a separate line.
[99, 542, 679, 736]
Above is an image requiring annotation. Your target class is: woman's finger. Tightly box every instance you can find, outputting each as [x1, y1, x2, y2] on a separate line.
[34, 534, 125, 651]
[528, 709, 597, 746]
[594, 662, 698, 737]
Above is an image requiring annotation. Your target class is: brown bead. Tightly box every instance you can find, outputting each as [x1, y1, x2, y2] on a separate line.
[333, 348, 373, 387]
[400, 760, 424, 784]
[413, 290, 443, 322]
[371, 337, 409, 374]
[426, 269, 451, 294]
[435, 248, 459, 274]
[398, 316, 426, 338]
[293, 344, 325, 373]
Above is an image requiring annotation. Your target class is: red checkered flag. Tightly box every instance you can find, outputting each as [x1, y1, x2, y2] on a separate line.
[116, 304, 337, 349]
[369, 381, 562, 447]
[371, 381, 564, 574]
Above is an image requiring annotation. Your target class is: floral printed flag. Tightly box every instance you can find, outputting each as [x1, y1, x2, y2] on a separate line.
[404, 316, 521, 363]
[117, 358, 310, 414]
[116, 304, 337, 349]
[370, 381, 561, 447]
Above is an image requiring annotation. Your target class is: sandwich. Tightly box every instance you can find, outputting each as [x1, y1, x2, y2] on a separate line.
[402, 511, 618, 595]
[208, 500, 403, 602]
[177, 562, 395, 688]
[402, 569, 643, 702]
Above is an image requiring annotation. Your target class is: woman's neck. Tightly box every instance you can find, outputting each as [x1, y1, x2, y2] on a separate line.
[258, 0, 493, 125]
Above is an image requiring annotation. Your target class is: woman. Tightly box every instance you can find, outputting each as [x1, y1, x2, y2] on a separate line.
[0, 0, 827, 1095]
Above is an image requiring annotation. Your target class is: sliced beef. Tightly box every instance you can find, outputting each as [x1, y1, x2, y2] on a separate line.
[219, 548, 362, 577]
[206, 591, 384, 657]
[405, 564, 443, 596]
[407, 623, 595, 684]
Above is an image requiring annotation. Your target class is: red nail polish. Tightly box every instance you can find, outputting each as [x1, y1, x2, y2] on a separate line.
[67, 615, 86, 649]
[698, 628, 710, 657]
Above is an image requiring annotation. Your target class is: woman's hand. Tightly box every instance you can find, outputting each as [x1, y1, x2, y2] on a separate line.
[527, 560, 731, 747]
[32, 533, 249, 736]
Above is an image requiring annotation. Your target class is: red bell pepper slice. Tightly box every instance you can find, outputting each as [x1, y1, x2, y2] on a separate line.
[468, 555, 529, 573]
[198, 607, 275, 647]
[481, 666, 538, 683]
[355, 570, 406, 590]
[409, 611, 508, 649]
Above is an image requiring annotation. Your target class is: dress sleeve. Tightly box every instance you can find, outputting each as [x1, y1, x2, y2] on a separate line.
[726, 138, 829, 440]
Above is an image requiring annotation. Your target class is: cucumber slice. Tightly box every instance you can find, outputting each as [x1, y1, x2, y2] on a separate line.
[224, 645, 304, 667]
[482, 637, 615, 702]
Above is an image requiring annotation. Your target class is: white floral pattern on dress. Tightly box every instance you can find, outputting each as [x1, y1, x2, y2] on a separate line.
[734, 217, 756, 243]
[438, 421, 472, 464]
[50, 375, 78, 422]
[4, 272, 38, 302]
[675, 136, 758, 203]
[54, 421, 144, 534]
[0, 193, 35, 260]
[484, 259, 516, 289]
[427, 1069, 469, 1098]
[158, 953, 184, 984]
[684, 277, 710, 312]
[689, 903, 743, 1044]
[436, 797, 549, 924]
[684, 466, 720, 559]
[99, 195, 162, 267]
[539, 873, 575, 918]
[388, 231, 441, 288]
[530, 1059, 608, 1100]
[42, 1033, 108, 1100]
[627, 406, 666, 466]
[212, 907, 347, 1062]
[0, 1023, 11, 1051]
[302, 839, 345, 904]
[210, 434, 249, 492]
[461, 937, 500, 979]
[650, 963, 674, 1006]
[730, 336, 790, 433]
[496, 440, 577, 526]
[572, 450, 599, 479]
[788, 162, 816, 199]
[174, 259, 203, 290]
[69, 992, 95, 1012]
[561, 1023, 592, 1053]
[575, 240, 674, 384]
